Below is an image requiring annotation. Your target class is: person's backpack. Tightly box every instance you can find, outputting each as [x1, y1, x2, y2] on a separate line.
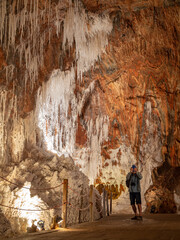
[126, 174, 132, 188]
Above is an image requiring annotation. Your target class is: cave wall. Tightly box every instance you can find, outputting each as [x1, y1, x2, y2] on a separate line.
[87, 2, 180, 212]
[0, 0, 180, 234]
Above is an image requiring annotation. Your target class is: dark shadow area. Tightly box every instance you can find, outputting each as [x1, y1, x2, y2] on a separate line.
[0, 208, 12, 237]
[145, 161, 180, 213]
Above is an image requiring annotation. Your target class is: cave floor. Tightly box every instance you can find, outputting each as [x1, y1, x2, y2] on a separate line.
[12, 214, 180, 240]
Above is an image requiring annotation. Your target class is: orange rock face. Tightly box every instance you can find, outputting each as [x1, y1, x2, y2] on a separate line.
[74, 3, 180, 203]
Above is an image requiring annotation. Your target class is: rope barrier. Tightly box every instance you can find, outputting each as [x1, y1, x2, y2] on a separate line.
[0, 176, 64, 191]
[96, 207, 103, 214]
[0, 178, 111, 225]
[79, 204, 91, 211]
[0, 201, 92, 212]
[68, 186, 89, 197]
[68, 202, 91, 211]
[0, 202, 65, 212]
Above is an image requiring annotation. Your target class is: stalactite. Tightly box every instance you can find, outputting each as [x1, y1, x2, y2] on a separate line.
[87, 115, 109, 182]
[5, 65, 15, 84]
[0, 0, 66, 90]
[62, 0, 113, 80]
[0, 0, 7, 45]
[36, 67, 77, 155]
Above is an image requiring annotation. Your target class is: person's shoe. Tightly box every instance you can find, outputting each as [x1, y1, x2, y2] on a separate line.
[131, 216, 138, 220]
[137, 216, 143, 221]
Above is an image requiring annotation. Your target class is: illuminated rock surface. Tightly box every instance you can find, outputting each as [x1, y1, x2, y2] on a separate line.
[0, 0, 179, 237]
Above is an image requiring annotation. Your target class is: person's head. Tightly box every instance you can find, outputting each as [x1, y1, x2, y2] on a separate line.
[131, 164, 137, 172]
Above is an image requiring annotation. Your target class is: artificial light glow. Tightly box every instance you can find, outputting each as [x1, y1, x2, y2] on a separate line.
[13, 182, 47, 228]
[57, 220, 63, 228]
[57, 219, 63, 227]
[37, 220, 45, 231]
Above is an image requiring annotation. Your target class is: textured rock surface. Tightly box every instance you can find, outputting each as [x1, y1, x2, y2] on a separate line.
[0, 210, 12, 237]
[0, 145, 98, 235]
[0, 0, 180, 235]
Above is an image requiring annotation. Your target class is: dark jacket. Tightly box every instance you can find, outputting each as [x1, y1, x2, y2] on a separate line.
[126, 172, 142, 192]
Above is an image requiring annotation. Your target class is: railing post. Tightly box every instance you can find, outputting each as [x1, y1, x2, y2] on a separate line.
[110, 192, 112, 214]
[51, 216, 56, 229]
[90, 185, 94, 222]
[62, 179, 68, 228]
[103, 188, 106, 217]
[79, 189, 83, 223]
[107, 191, 109, 216]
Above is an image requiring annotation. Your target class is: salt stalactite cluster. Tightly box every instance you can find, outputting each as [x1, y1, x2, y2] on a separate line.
[36, 68, 77, 155]
[0, 0, 67, 88]
[0, 0, 44, 163]
[36, 0, 113, 182]
[74, 115, 109, 183]
[1, 0, 39, 87]
[62, 0, 113, 79]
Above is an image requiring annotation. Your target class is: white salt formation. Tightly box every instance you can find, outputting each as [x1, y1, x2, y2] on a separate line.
[36, 68, 77, 155]
[63, 0, 112, 79]
[36, 0, 112, 182]
[36, 67, 109, 183]
[73, 116, 109, 183]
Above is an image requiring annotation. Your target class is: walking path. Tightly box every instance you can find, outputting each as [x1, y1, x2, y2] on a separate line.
[11, 214, 180, 240]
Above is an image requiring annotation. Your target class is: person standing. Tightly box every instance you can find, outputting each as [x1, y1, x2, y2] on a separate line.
[126, 164, 143, 220]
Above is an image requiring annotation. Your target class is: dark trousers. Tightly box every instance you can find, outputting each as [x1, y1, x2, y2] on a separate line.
[130, 192, 141, 205]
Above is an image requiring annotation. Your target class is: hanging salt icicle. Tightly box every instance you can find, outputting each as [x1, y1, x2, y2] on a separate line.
[5, 65, 15, 84]
[0, 90, 7, 159]
[0, 0, 7, 45]
[35, 67, 77, 156]
[63, 0, 113, 81]
[0, 0, 55, 90]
